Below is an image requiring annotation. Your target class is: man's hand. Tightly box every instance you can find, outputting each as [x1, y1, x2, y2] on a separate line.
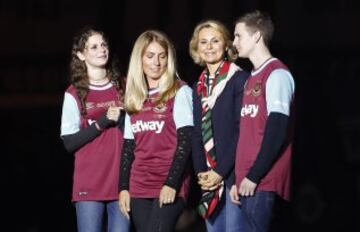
[229, 184, 241, 205]
[238, 177, 257, 197]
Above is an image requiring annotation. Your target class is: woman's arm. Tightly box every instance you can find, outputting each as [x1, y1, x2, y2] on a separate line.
[164, 126, 193, 190]
[60, 92, 114, 153]
[119, 139, 136, 191]
[192, 85, 208, 174]
[62, 115, 113, 153]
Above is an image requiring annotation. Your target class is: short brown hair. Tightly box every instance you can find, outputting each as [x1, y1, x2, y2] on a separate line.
[235, 10, 274, 46]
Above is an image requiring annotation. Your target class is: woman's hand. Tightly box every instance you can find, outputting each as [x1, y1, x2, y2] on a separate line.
[119, 190, 131, 219]
[107, 106, 122, 122]
[197, 170, 223, 191]
[159, 185, 176, 208]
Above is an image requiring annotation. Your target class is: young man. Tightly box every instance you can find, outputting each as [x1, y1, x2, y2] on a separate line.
[230, 10, 295, 232]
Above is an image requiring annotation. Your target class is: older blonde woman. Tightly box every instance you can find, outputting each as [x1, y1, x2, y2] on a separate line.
[190, 20, 249, 231]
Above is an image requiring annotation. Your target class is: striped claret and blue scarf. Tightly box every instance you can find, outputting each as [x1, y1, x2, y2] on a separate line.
[196, 60, 241, 219]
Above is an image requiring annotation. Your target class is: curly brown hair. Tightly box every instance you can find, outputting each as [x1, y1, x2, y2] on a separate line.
[70, 26, 125, 115]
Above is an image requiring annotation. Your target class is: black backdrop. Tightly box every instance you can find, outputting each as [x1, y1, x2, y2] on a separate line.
[1, 0, 359, 231]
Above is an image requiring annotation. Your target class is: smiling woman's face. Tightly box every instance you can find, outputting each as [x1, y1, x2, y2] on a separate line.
[197, 27, 226, 65]
[77, 33, 109, 68]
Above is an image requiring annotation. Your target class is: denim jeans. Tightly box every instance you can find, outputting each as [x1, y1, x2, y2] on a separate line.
[241, 191, 275, 232]
[75, 200, 130, 232]
[206, 187, 245, 232]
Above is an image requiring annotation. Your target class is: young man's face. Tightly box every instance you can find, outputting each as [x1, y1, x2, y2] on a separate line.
[233, 22, 256, 58]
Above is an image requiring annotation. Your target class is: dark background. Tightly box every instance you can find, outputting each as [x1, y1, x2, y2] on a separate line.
[1, 0, 360, 231]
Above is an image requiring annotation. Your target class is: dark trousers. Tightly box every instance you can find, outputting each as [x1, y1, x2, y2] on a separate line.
[241, 191, 276, 232]
[131, 198, 185, 232]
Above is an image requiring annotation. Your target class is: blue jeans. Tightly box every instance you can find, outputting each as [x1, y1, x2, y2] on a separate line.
[206, 187, 245, 232]
[75, 200, 130, 232]
[241, 191, 275, 232]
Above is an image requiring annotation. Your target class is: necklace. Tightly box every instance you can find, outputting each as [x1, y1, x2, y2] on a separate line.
[89, 78, 110, 87]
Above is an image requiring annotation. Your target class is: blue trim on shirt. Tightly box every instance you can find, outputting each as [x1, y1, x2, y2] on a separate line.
[123, 85, 194, 139]
[266, 69, 295, 116]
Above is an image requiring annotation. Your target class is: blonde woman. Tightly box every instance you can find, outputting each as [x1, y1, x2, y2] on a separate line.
[118, 30, 194, 232]
[190, 20, 249, 231]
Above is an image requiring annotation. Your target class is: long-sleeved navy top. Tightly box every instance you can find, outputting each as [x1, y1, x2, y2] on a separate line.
[192, 69, 249, 188]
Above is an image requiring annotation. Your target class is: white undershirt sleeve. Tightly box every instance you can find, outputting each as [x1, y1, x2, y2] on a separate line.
[124, 113, 135, 139]
[60, 92, 81, 136]
[266, 69, 295, 116]
[173, 85, 194, 129]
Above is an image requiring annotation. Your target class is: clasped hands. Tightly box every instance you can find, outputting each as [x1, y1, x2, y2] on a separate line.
[197, 170, 223, 191]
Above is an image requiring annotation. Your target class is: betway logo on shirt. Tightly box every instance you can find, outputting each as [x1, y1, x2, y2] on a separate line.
[131, 120, 165, 134]
[241, 104, 259, 117]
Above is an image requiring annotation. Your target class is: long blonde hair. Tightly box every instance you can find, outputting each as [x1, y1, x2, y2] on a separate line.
[125, 30, 179, 114]
[189, 20, 237, 66]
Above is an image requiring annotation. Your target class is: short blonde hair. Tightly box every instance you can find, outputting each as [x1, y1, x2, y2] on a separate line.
[125, 30, 179, 114]
[189, 20, 237, 66]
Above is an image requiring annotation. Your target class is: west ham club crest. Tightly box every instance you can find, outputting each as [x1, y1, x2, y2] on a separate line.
[252, 81, 262, 97]
[153, 103, 167, 113]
